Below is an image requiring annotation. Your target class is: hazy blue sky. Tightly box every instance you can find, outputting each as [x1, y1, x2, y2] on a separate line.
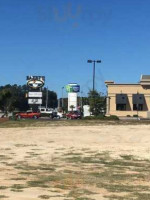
[1, 0, 150, 97]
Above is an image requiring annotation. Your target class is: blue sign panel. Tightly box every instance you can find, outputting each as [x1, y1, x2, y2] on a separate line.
[66, 84, 80, 93]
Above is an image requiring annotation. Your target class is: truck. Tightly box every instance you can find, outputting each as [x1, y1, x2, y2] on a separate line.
[38, 107, 53, 118]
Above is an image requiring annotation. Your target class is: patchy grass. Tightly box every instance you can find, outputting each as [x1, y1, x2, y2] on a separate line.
[2, 118, 150, 128]
[2, 147, 150, 199]
[10, 184, 27, 192]
[38, 195, 50, 199]
[67, 189, 95, 198]
[0, 195, 8, 199]
[0, 186, 7, 190]
[27, 175, 61, 188]
[11, 177, 26, 180]
[75, 198, 95, 200]
[0, 155, 12, 160]
[15, 144, 37, 147]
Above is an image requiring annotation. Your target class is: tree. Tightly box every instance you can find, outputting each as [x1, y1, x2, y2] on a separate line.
[0, 88, 12, 115]
[88, 90, 106, 116]
[0, 85, 29, 113]
[0, 84, 58, 113]
[70, 105, 75, 111]
[42, 87, 58, 108]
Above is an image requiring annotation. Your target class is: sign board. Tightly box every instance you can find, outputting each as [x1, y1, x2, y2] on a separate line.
[28, 99, 42, 104]
[27, 76, 45, 89]
[26, 76, 45, 81]
[68, 93, 77, 111]
[28, 92, 42, 98]
[83, 105, 90, 117]
[66, 83, 80, 93]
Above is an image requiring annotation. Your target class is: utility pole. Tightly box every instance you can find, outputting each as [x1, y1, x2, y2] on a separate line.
[80, 91, 83, 109]
[137, 92, 139, 120]
[62, 86, 64, 110]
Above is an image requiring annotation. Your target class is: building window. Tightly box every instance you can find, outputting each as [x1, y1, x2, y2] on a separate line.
[133, 104, 143, 111]
[116, 104, 126, 111]
[116, 94, 127, 111]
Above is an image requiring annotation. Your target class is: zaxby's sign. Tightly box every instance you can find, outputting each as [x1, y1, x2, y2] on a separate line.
[26, 76, 45, 89]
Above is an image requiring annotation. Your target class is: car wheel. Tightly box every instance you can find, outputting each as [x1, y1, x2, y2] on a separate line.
[49, 115, 53, 119]
[33, 115, 38, 119]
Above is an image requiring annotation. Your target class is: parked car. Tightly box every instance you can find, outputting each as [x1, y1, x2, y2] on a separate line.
[16, 110, 41, 119]
[50, 112, 62, 119]
[57, 112, 63, 119]
[66, 111, 81, 119]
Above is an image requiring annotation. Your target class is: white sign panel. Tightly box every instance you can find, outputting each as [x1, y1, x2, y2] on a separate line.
[83, 105, 90, 117]
[68, 93, 77, 111]
[28, 99, 42, 104]
[28, 92, 42, 98]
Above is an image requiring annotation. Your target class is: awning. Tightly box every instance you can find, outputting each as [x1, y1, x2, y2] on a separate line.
[132, 94, 145, 104]
[116, 94, 127, 104]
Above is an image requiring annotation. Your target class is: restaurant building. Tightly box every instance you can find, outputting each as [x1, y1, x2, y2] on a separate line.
[105, 75, 150, 118]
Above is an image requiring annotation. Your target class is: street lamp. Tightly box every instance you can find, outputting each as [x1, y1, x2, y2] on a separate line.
[87, 59, 101, 91]
[62, 86, 64, 109]
[136, 92, 139, 120]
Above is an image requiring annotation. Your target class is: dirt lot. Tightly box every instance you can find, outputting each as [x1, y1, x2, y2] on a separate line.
[0, 124, 150, 200]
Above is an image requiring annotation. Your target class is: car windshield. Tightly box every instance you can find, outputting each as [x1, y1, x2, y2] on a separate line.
[74, 111, 79, 114]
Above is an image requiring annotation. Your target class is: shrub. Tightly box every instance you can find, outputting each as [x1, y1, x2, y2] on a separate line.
[106, 115, 119, 120]
[133, 115, 138, 117]
[83, 115, 119, 121]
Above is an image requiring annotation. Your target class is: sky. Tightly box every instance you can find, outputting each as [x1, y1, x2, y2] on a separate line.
[1, 0, 150, 97]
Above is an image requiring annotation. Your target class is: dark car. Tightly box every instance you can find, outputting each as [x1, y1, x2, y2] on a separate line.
[16, 110, 41, 119]
[66, 111, 81, 119]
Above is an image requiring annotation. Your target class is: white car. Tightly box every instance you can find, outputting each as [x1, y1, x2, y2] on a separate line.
[57, 112, 63, 118]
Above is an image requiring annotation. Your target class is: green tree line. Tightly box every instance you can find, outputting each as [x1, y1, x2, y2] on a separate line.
[0, 84, 57, 114]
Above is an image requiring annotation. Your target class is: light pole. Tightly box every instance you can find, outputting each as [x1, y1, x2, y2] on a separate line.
[62, 86, 64, 110]
[87, 60, 101, 91]
[137, 92, 139, 120]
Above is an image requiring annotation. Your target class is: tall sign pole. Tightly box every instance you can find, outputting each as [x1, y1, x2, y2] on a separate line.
[46, 87, 48, 109]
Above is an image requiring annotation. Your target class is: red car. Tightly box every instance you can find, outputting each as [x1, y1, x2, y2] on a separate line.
[66, 111, 81, 119]
[16, 111, 41, 119]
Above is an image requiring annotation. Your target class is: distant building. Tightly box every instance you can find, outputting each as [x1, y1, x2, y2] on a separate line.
[105, 75, 150, 118]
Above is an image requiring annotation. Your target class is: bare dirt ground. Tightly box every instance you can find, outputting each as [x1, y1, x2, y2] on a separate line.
[0, 124, 150, 200]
